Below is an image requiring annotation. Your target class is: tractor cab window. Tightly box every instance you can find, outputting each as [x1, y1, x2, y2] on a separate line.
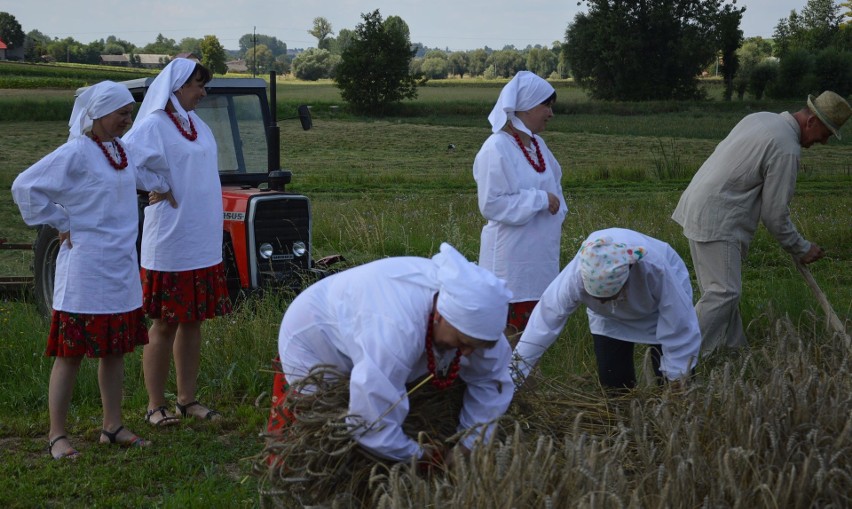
[195, 93, 267, 176]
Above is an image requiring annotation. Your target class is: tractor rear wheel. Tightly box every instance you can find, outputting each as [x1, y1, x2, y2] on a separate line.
[32, 225, 60, 317]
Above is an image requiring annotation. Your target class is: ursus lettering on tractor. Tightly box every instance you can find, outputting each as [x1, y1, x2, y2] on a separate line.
[30, 72, 338, 315]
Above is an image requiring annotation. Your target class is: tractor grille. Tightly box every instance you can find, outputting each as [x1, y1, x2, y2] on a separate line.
[248, 195, 311, 287]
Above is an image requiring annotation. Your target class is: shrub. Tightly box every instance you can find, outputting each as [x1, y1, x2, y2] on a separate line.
[813, 48, 852, 97]
[747, 60, 779, 100]
[767, 49, 816, 99]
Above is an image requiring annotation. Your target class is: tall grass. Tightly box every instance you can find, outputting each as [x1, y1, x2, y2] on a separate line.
[256, 315, 852, 508]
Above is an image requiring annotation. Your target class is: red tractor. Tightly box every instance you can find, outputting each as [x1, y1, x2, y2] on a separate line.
[26, 73, 339, 315]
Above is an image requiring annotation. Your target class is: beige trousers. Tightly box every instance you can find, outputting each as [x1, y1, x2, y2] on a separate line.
[688, 239, 748, 353]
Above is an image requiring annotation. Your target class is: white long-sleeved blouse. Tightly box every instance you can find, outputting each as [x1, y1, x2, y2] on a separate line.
[474, 131, 567, 302]
[278, 256, 514, 461]
[12, 137, 168, 313]
[513, 228, 701, 382]
[123, 110, 223, 272]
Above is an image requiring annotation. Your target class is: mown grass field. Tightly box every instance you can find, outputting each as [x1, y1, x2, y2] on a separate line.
[0, 65, 850, 507]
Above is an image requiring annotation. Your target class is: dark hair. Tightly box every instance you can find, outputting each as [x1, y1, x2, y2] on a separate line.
[183, 62, 213, 86]
[541, 91, 557, 106]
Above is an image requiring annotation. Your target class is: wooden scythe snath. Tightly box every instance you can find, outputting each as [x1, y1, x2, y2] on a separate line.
[792, 257, 851, 348]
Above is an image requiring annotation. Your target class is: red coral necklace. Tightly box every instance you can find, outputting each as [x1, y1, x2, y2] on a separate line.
[165, 109, 198, 141]
[425, 312, 462, 390]
[510, 130, 546, 173]
[90, 134, 128, 170]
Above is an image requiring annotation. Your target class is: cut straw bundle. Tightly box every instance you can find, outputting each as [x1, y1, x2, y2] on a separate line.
[255, 366, 620, 508]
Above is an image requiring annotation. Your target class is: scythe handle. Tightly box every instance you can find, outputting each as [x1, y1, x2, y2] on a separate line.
[792, 256, 851, 347]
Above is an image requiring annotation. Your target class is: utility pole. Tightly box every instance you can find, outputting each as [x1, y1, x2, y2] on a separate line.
[252, 26, 257, 78]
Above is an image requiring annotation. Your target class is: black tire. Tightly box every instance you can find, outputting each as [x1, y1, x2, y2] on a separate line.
[32, 225, 60, 317]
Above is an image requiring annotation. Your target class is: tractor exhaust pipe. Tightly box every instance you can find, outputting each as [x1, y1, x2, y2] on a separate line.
[267, 70, 281, 175]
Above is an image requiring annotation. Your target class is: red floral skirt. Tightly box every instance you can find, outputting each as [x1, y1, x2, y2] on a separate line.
[141, 263, 232, 323]
[267, 355, 297, 434]
[507, 300, 539, 336]
[47, 308, 148, 358]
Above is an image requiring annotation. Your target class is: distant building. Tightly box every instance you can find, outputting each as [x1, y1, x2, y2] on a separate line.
[0, 38, 24, 60]
[97, 53, 173, 69]
[135, 54, 172, 69]
[100, 54, 130, 66]
[226, 59, 248, 73]
[174, 52, 201, 62]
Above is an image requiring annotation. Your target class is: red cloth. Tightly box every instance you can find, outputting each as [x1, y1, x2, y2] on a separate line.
[46, 308, 148, 357]
[141, 263, 231, 322]
[507, 300, 538, 335]
[267, 355, 297, 434]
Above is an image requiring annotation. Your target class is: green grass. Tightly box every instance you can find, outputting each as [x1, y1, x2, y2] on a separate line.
[1, 78, 850, 507]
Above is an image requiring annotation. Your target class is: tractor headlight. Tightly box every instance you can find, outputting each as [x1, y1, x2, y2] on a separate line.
[259, 243, 274, 260]
[292, 241, 307, 257]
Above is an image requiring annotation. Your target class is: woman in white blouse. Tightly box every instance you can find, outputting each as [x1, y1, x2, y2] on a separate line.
[12, 81, 171, 459]
[123, 58, 231, 426]
[474, 71, 568, 346]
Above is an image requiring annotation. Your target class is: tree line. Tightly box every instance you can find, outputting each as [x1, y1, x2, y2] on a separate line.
[0, 1, 850, 114]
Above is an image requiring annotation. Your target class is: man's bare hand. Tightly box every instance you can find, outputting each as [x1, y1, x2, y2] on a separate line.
[800, 243, 825, 265]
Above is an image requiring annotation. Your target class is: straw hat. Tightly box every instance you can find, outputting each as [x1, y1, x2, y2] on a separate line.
[807, 91, 852, 140]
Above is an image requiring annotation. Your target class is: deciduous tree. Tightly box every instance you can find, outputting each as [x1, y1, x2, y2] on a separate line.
[420, 50, 449, 79]
[335, 10, 417, 115]
[0, 12, 24, 49]
[292, 48, 339, 80]
[732, 37, 773, 99]
[142, 33, 179, 55]
[200, 35, 228, 75]
[526, 47, 558, 78]
[245, 44, 275, 75]
[486, 49, 525, 78]
[23, 29, 50, 62]
[448, 51, 469, 78]
[717, 4, 745, 101]
[467, 49, 489, 76]
[309, 17, 334, 50]
[239, 34, 287, 58]
[773, 0, 845, 56]
[565, 0, 743, 101]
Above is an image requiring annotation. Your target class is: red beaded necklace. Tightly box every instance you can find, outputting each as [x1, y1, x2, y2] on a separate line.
[510, 129, 546, 173]
[165, 109, 198, 141]
[425, 313, 462, 390]
[90, 134, 128, 170]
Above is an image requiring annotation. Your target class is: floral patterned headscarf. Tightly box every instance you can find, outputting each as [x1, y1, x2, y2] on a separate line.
[579, 236, 646, 298]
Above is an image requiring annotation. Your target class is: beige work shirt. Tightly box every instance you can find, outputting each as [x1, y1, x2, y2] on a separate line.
[672, 111, 810, 258]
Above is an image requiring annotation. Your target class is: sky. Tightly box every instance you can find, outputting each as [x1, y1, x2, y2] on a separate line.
[1, 0, 827, 52]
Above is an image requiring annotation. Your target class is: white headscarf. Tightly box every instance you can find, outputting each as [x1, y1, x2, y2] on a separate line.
[487, 71, 555, 136]
[67, 81, 134, 141]
[433, 243, 512, 342]
[126, 58, 197, 135]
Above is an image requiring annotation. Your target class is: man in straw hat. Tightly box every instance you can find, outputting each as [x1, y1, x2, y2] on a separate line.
[512, 228, 701, 392]
[267, 242, 513, 467]
[672, 91, 851, 354]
